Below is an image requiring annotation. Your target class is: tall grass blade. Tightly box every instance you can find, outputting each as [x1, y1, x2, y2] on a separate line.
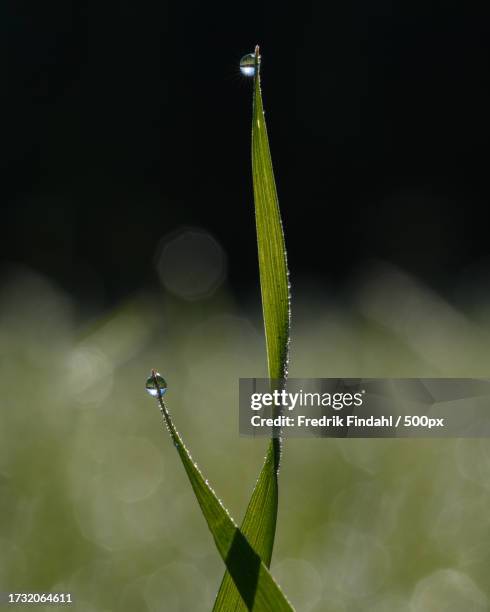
[213, 45, 291, 611]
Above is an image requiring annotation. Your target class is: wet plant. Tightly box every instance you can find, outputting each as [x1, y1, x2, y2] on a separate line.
[148, 46, 292, 611]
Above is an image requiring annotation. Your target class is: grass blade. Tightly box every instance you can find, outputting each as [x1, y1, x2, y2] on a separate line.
[150, 372, 293, 611]
[213, 46, 291, 611]
[251, 48, 290, 383]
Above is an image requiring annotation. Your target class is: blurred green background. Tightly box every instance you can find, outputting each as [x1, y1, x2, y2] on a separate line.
[1, 245, 490, 611]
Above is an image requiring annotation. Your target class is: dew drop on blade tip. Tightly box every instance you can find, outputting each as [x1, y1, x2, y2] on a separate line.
[240, 52, 260, 77]
[145, 372, 168, 397]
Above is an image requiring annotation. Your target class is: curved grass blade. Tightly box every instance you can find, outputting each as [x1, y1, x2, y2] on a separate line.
[150, 372, 293, 612]
[213, 46, 291, 612]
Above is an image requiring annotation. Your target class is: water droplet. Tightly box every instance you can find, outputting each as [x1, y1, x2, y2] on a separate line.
[240, 52, 260, 77]
[145, 372, 168, 397]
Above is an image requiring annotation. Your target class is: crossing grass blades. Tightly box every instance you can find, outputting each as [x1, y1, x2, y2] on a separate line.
[148, 46, 293, 611]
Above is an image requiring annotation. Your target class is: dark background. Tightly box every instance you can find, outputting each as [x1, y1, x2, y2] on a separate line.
[2, 1, 490, 308]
